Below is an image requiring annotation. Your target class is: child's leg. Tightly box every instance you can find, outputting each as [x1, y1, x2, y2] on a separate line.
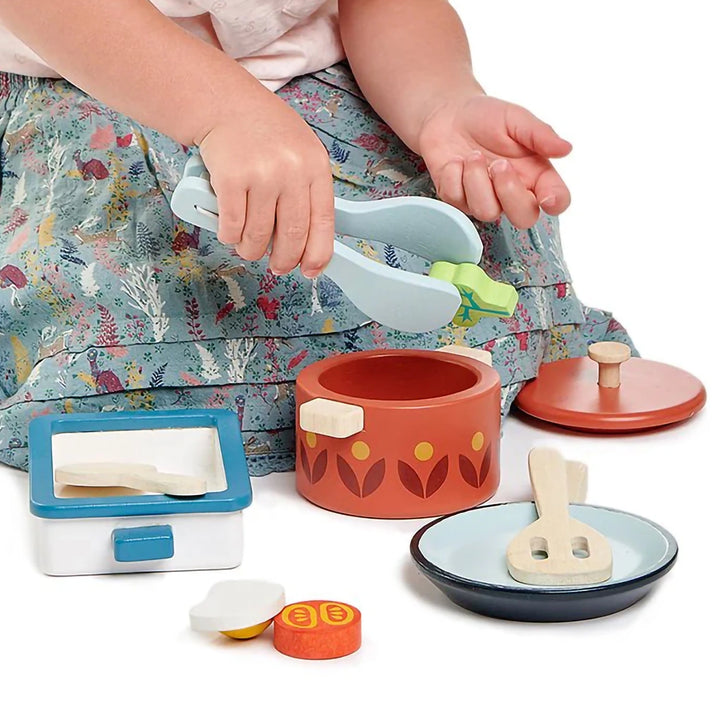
[0, 72, 315, 472]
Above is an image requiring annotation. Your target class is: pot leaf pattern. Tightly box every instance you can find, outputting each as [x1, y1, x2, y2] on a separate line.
[398, 455, 448, 499]
[426, 455, 449, 497]
[311, 449, 328, 484]
[459, 453, 480, 488]
[300, 443, 311, 480]
[479, 444, 493, 483]
[362, 459, 386, 497]
[337, 456, 385, 498]
[398, 461, 424, 498]
[459, 445, 494, 489]
[300, 444, 328, 485]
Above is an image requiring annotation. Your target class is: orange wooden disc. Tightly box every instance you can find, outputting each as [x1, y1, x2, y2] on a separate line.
[273, 601, 361, 660]
[515, 356, 706, 432]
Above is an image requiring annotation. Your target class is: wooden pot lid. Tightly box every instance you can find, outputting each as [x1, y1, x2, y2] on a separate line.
[515, 342, 706, 432]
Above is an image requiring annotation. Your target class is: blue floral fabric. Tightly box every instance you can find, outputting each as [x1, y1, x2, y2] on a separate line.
[0, 65, 634, 473]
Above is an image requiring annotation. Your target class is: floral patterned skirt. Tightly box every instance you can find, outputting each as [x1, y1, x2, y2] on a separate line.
[0, 65, 633, 473]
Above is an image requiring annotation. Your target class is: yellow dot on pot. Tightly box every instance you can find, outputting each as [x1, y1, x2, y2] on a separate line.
[306, 432, 317, 448]
[471, 431, 485, 452]
[351, 441, 370, 460]
[414, 442, 434, 462]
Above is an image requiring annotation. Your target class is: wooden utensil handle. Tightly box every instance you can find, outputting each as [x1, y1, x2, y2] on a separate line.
[566, 461, 588, 504]
[55, 462, 207, 496]
[528, 447, 571, 524]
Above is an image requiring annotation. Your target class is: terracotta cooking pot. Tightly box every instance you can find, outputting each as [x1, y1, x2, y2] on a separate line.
[295, 348, 501, 519]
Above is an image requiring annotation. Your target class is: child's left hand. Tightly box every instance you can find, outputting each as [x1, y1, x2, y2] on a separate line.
[418, 93, 572, 229]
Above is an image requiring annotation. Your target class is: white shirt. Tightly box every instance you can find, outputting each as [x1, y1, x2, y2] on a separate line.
[0, 0, 344, 90]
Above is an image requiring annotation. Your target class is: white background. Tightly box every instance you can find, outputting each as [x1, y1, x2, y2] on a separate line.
[0, 1, 716, 717]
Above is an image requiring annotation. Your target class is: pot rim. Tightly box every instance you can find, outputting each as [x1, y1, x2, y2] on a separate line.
[296, 349, 500, 409]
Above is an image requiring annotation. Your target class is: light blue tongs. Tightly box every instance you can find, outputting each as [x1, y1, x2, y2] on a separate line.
[171, 156, 516, 333]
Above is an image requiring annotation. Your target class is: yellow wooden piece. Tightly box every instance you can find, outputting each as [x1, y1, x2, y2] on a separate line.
[190, 580, 286, 637]
[221, 620, 273, 640]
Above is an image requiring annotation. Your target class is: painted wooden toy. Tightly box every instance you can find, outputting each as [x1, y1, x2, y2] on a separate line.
[295, 346, 499, 519]
[506, 448, 612, 586]
[515, 341, 707, 431]
[29, 409, 251, 576]
[429, 261, 518, 325]
[190, 580, 286, 640]
[171, 156, 517, 333]
[412, 502, 678, 622]
[273, 600, 361, 660]
[411, 450, 678, 622]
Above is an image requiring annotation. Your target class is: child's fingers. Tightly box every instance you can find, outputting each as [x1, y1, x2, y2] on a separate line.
[462, 151, 502, 222]
[271, 187, 311, 275]
[434, 157, 469, 213]
[533, 166, 572, 215]
[301, 175, 336, 278]
[508, 107, 572, 159]
[238, 184, 277, 261]
[214, 184, 247, 246]
[488, 158, 540, 230]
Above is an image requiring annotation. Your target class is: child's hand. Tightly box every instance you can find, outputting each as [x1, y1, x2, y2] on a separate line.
[418, 94, 572, 229]
[198, 92, 335, 277]
[0, 0, 335, 276]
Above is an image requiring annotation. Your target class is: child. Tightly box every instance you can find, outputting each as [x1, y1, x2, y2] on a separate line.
[0, 0, 633, 473]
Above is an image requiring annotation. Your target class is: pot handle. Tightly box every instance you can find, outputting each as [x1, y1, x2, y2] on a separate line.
[299, 398, 364, 439]
[435, 344, 492, 367]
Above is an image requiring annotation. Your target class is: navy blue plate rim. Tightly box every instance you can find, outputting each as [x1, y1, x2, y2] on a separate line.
[410, 502, 678, 600]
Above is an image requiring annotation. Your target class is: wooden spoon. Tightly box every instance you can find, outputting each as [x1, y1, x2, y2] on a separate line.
[506, 448, 612, 586]
[55, 462, 207, 496]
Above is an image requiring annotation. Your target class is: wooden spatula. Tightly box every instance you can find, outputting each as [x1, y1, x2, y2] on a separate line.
[55, 462, 207, 496]
[506, 448, 612, 586]
[566, 460, 588, 504]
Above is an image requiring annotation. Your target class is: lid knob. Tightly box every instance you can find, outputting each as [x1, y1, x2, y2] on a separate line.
[587, 341, 632, 388]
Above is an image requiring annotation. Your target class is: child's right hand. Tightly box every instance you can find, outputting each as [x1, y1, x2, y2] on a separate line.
[0, 0, 336, 277]
[198, 92, 335, 278]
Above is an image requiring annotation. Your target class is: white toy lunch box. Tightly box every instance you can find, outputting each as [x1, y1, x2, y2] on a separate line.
[29, 409, 252, 576]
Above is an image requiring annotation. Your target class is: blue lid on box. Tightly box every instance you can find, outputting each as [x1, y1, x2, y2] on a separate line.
[29, 410, 252, 519]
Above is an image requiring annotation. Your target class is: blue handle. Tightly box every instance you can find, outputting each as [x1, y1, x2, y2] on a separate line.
[169, 157, 482, 333]
[112, 525, 174, 562]
[171, 156, 482, 262]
